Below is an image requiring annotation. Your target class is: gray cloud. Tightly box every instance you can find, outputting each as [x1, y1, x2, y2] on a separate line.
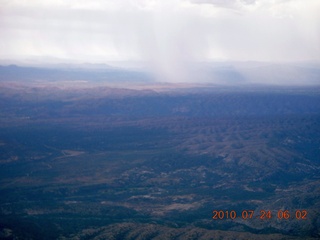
[190, 0, 257, 9]
[191, 0, 238, 7]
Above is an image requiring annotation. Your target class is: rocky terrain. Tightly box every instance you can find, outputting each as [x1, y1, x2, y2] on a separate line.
[0, 77, 319, 239]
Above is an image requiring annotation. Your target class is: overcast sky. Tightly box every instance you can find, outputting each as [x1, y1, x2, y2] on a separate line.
[1, 0, 319, 70]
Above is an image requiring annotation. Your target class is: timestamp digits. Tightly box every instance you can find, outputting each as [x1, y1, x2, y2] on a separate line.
[212, 209, 307, 220]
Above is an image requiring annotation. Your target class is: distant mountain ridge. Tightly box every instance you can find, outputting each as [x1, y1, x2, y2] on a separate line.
[1, 61, 320, 85]
[0, 64, 153, 83]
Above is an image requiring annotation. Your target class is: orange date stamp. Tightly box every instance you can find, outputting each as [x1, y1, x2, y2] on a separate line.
[212, 209, 308, 220]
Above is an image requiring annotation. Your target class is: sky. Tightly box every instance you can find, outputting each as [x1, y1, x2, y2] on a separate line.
[0, 0, 320, 82]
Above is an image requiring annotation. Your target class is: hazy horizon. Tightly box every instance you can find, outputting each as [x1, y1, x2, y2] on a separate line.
[1, 0, 320, 84]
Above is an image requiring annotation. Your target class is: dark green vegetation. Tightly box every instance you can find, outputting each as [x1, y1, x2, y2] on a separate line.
[0, 82, 320, 239]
